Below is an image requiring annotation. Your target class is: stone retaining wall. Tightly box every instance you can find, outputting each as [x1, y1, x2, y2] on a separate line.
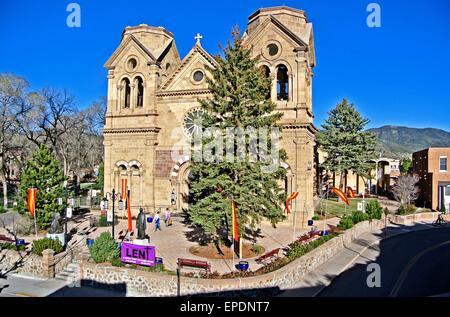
[0, 236, 87, 279]
[78, 219, 387, 296]
[0, 249, 44, 277]
[389, 211, 440, 224]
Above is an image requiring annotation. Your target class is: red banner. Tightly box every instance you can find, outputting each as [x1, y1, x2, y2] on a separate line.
[286, 192, 299, 214]
[27, 188, 37, 216]
[330, 186, 349, 205]
[231, 200, 238, 243]
[126, 191, 132, 231]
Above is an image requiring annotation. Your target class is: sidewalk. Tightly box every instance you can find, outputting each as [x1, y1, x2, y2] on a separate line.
[0, 274, 124, 297]
[278, 221, 435, 297]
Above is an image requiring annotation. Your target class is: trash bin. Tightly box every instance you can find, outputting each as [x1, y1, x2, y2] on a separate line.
[86, 238, 94, 246]
[147, 217, 153, 223]
[156, 257, 163, 264]
[238, 261, 249, 271]
[308, 220, 313, 226]
[16, 239, 25, 245]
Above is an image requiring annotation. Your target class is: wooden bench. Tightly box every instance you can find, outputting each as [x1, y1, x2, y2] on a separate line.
[255, 248, 280, 265]
[0, 234, 14, 243]
[177, 258, 211, 274]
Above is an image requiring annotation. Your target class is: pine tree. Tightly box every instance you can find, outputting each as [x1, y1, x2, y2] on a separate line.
[317, 98, 378, 190]
[16, 144, 66, 229]
[188, 27, 287, 244]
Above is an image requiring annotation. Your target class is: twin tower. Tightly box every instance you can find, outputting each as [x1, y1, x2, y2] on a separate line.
[102, 6, 317, 227]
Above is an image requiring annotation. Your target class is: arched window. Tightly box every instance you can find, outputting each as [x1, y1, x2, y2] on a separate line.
[122, 78, 131, 108]
[136, 77, 144, 108]
[276, 65, 289, 101]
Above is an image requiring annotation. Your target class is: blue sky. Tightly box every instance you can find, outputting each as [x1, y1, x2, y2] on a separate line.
[0, 0, 449, 131]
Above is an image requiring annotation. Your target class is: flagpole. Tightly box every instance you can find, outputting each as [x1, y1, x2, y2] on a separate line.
[33, 189, 37, 239]
[325, 185, 329, 233]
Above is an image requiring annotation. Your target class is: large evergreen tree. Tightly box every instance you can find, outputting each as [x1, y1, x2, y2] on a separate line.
[16, 144, 65, 229]
[316, 98, 378, 190]
[188, 27, 287, 244]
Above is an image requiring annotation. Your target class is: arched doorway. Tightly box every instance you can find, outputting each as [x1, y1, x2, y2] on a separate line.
[176, 162, 192, 212]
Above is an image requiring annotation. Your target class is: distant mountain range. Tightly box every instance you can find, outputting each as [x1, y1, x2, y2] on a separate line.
[367, 126, 450, 159]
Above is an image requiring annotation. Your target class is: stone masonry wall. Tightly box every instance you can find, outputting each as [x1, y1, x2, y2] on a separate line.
[78, 218, 388, 296]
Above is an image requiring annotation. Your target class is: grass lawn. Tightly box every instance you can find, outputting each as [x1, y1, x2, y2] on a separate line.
[80, 182, 95, 189]
[315, 197, 377, 217]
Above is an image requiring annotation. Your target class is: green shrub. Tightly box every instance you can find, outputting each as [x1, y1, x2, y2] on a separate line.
[366, 200, 383, 219]
[32, 237, 63, 256]
[441, 205, 447, 214]
[338, 215, 354, 230]
[98, 214, 112, 227]
[397, 204, 406, 215]
[352, 210, 370, 224]
[406, 204, 416, 214]
[312, 216, 320, 220]
[89, 232, 120, 263]
[0, 242, 25, 251]
[250, 244, 262, 255]
[0, 206, 6, 214]
[286, 233, 337, 260]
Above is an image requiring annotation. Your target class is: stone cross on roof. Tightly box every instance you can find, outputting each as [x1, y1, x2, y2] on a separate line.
[195, 33, 203, 43]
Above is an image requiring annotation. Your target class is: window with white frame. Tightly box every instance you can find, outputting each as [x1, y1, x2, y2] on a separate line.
[440, 156, 447, 171]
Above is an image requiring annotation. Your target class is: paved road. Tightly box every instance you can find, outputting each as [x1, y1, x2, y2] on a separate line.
[0, 274, 126, 297]
[317, 226, 450, 297]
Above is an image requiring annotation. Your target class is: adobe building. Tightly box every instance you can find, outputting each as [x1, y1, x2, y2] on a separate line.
[102, 6, 317, 226]
[412, 147, 450, 211]
[315, 148, 400, 197]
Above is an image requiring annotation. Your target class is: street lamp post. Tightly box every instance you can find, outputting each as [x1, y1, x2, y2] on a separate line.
[64, 181, 68, 239]
[104, 189, 122, 240]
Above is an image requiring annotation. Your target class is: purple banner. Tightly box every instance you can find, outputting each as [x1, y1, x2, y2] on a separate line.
[121, 242, 155, 267]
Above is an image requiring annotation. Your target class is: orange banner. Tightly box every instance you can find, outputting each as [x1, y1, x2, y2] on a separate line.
[231, 200, 238, 243]
[27, 188, 37, 216]
[122, 179, 127, 200]
[347, 187, 355, 198]
[286, 192, 299, 214]
[330, 186, 349, 205]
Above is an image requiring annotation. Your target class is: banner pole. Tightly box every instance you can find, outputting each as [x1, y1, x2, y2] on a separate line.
[325, 185, 329, 233]
[33, 189, 37, 239]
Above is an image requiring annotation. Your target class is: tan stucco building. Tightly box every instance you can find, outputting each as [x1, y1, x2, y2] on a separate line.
[102, 6, 317, 226]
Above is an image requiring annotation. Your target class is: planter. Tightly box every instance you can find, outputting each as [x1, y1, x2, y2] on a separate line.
[238, 261, 249, 271]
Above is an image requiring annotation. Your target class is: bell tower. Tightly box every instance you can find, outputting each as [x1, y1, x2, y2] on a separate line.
[243, 6, 318, 226]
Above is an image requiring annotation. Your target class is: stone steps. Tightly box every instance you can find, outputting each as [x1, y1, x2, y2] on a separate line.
[54, 251, 89, 282]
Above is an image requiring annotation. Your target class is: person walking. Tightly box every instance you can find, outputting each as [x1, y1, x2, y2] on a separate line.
[164, 208, 171, 226]
[154, 210, 162, 232]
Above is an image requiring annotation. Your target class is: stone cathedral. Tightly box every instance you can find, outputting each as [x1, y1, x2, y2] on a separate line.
[103, 6, 317, 227]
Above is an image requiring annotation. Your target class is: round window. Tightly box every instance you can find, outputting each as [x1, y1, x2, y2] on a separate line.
[127, 58, 137, 70]
[267, 44, 279, 56]
[193, 70, 204, 82]
[183, 108, 204, 137]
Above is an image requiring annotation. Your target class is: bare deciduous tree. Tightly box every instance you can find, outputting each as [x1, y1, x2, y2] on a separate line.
[391, 174, 420, 205]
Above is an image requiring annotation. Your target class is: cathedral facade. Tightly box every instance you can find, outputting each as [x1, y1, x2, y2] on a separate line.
[103, 6, 317, 226]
